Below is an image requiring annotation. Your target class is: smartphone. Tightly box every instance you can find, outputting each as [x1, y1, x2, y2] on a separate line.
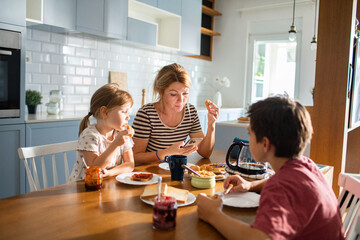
[183, 138, 203, 147]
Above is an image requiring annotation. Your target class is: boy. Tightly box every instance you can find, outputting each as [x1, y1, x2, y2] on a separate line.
[197, 97, 344, 240]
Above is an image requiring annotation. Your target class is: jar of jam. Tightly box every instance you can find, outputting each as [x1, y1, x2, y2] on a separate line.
[85, 166, 103, 190]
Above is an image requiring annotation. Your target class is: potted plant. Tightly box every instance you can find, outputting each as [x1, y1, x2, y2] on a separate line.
[26, 90, 42, 114]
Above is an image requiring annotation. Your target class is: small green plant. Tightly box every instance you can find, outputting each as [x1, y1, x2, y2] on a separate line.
[26, 90, 42, 106]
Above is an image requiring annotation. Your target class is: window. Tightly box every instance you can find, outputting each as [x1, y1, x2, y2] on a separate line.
[247, 34, 300, 104]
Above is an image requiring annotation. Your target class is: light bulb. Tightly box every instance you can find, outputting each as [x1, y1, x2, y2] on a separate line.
[311, 36, 317, 51]
[288, 25, 297, 42]
[289, 32, 296, 41]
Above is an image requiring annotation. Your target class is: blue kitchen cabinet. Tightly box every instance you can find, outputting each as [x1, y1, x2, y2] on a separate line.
[0, 124, 25, 199]
[180, 0, 202, 55]
[136, 0, 157, 7]
[0, 0, 26, 26]
[127, 17, 157, 46]
[25, 120, 80, 192]
[158, 0, 182, 15]
[136, 0, 181, 15]
[76, 0, 128, 39]
[43, 0, 76, 30]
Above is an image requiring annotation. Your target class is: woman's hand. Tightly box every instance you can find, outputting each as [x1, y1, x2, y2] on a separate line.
[167, 142, 198, 156]
[224, 175, 251, 193]
[206, 100, 219, 126]
[197, 193, 223, 223]
[100, 168, 110, 178]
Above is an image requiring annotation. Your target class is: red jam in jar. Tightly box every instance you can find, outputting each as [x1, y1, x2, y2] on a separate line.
[152, 196, 177, 230]
[85, 166, 103, 190]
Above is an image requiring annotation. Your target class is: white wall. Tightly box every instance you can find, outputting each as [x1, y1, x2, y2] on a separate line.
[213, 0, 317, 108]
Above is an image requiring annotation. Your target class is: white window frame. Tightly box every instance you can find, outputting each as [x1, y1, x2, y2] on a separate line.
[245, 33, 302, 106]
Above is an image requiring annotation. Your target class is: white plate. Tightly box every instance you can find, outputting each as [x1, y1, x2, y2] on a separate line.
[140, 192, 196, 207]
[158, 162, 195, 171]
[217, 191, 260, 208]
[115, 172, 160, 186]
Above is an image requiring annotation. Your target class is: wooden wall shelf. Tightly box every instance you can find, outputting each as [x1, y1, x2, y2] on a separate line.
[187, 0, 221, 61]
[201, 27, 221, 36]
[202, 5, 222, 16]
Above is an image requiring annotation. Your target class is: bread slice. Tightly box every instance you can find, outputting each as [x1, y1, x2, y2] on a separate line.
[141, 183, 167, 199]
[165, 186, 189, 204]
[130, 173, 153, 182]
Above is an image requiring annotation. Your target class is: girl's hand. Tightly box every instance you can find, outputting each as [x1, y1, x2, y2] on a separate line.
[197, 193, 223, 223]
[101, 168, 110, 178]
[224, 175, 251, 193]
[205, 100, 219, 126]
[114, 129, 130, 146]
[168, 142, 198, 156]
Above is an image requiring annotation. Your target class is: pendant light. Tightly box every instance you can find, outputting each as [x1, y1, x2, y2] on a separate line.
[288, 0, 296, 41]
[311, 0, 318, 51]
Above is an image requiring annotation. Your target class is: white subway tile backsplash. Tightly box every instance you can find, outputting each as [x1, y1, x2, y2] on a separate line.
[61, 46, 75, 55]
[75, 48, 90, 57]
[67, 56, 82, 66]
[27, 40, 42, 51]
[68, 36, 83, 47]
[68, 96, 82, 104]
[32, 73, 50, 84]
[76, 67, 90, 76]
[32, 29, 51, 42]
[42, 43, 58, 53]
[75, 86, 89, 94]
[51, 33, 67, 45]
[51, 75, 67, 85]
[26, 29, 214, 113]
[68, 76, 83, 85]
[83, 77, 94, 85]
[32, 52, 51, 63]
[41, 64, 59, 74]
[61, 85, 75, 95]
[82, 58, 94, 67]
[83, 38, 97, 49]
[60, 65, 75, 75]
[51, 54, 67, 65]
[26, 62, 41, 73]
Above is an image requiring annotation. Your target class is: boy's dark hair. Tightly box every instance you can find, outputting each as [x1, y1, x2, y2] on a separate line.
[247, 96, 313, 158]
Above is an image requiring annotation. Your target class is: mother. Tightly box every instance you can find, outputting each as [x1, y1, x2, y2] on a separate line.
[132, 63, 219, 164]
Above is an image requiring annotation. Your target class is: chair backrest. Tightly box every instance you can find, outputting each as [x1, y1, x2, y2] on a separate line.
[18, 141, 77, 192]
[338, 173, 360, 239]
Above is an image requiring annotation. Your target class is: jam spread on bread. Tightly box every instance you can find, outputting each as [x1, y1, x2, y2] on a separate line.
[131, 173, 153, 182]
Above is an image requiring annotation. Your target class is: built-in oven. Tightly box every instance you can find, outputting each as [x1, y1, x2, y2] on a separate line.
[0, 28, 21, 118]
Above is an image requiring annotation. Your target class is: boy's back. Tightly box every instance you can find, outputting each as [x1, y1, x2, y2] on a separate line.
[252, 156, 344, 240]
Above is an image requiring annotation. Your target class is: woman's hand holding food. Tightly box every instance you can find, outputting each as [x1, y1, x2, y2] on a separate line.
[205, 100, 219, 126]
[224, 175, 251, 193]
[197, 193, 223, 223]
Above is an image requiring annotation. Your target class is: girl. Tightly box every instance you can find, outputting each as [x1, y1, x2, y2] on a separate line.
[132, 63, 219, 164]
[70, 83, 135, 181]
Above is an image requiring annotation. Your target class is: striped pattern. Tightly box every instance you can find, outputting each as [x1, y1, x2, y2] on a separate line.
[132, 103, 202, 152]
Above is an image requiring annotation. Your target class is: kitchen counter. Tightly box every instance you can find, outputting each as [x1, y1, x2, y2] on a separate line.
[25, 111, 90, 123]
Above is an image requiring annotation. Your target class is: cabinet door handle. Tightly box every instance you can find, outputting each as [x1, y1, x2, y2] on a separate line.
[0, 50, 12, 56]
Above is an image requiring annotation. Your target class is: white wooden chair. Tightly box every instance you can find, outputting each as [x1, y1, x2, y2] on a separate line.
[18, 141, 77, 192]
[338, 173, 360, 239]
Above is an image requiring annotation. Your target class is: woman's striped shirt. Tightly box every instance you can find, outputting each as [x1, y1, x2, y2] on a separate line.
[132, 103, 202, 152]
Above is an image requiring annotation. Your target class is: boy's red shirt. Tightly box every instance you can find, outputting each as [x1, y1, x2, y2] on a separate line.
[251, 156, 344, 240]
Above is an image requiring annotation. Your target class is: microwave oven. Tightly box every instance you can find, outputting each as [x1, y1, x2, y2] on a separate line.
[0, 28, 21, 118]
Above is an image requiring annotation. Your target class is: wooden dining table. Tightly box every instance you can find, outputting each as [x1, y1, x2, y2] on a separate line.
[0, 150, 258, 240]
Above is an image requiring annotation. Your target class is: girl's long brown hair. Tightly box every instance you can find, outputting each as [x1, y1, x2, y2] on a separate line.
[79, 83, 133, 136]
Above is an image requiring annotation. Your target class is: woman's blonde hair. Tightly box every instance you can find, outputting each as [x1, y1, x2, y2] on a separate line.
[153, 63, 192, 101]
[79, 83, 133, 136]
